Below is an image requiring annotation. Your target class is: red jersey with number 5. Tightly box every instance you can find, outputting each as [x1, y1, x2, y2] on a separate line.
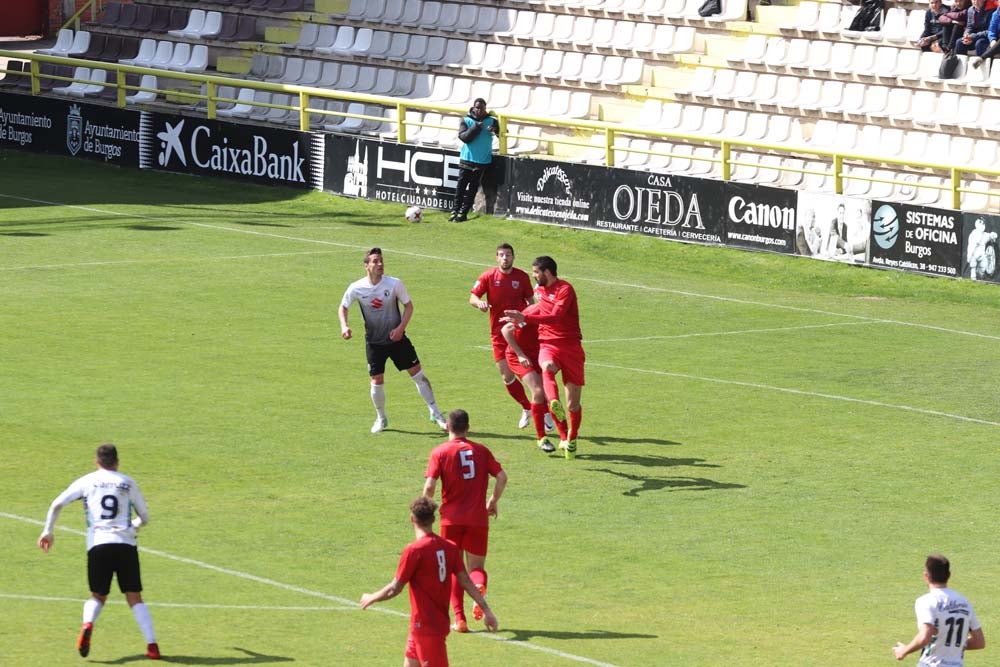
[426, 438, 503, 527]
[395, 533, 466, 636]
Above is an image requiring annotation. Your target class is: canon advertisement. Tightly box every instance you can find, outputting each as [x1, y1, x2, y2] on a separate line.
[723, 182, 797, 254]
[142, 111, 323, 189]
[0, 91, 140, 166]
[869, 201, 962, 277]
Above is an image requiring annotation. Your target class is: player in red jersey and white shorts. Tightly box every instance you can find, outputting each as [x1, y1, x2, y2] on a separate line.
[503, 255, 585, 459]
[470, 243, 555, 432]
[501, 320, 557, 453]
[361, 497, 497, 667]
[423, 409, 507, 632]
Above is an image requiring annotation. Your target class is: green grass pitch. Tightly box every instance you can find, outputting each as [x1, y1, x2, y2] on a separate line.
[1, 151, 998, 666]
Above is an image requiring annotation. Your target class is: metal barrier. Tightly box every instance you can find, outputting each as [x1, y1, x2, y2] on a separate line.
[1, 50, 998, 211]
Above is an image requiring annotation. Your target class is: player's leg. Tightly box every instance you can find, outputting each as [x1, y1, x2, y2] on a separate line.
[395, 339, 446, 430]
[404, 635, 422, 667]
[463, 531, 489, 623]
[538, 351, 569, 440]
[413, 634, 449, 667]
[440, 526, 469, 631]
[367, 343, 390, 433]
[560, 343, 586, 459]
[118, 545, 159, 659]
[522, 370, 555, 451]
[82, 546, 114, 657]
[497, 358, 532, 427]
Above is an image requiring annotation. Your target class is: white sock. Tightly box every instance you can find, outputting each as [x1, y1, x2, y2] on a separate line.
[131, 602, 157, 644]
[370, 383, 386, 419]
[83, 597, 103, 624]
[411, 371, 441, 415]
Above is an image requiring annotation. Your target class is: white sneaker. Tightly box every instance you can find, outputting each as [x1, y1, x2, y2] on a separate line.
[432, 413, 448, 431]
[544, 412, 555, 432]
[371, 417, 388, 434]
[518, 408, 531, 429]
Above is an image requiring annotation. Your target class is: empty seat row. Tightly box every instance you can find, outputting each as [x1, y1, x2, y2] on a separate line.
[161, 9, 258, 42]
[120, 40, 209, 73]
[202, 0, 306, 11]
[38, 29, 92, 57]
[44, 64, 156, 104]
[99, 3, 188, 33]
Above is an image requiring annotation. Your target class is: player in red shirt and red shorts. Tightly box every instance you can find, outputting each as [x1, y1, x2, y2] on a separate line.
[501, 320, 558, 453]
[469, 244, 544, 430]
[423, 409, 507, 632]
[503, 255, 585, 459]
[361, 496, 497, 667]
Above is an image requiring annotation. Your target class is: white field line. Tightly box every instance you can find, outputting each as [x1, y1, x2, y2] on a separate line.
[0, 594, 355, 612]
[0, 250, 345, 272]
[1, 192, 997, 342]
[1, 512, 622, 667]
[585, 320, 878, 344]
[589, 363, 1000, 428]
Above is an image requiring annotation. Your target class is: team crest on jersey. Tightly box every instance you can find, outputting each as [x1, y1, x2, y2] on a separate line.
[512, 280, 520, 288]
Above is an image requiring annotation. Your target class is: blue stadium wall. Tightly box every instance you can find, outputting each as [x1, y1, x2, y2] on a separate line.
[2, 90, 995, 284]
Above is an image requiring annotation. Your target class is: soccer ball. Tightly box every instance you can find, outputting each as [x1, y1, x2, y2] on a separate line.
[405, 206, 423, 223]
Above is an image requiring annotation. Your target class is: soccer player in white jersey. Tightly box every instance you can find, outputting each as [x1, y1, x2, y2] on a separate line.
[37, 443, 160, 660]
[340, 247, 448, 434]
[893, 554, 985, 665]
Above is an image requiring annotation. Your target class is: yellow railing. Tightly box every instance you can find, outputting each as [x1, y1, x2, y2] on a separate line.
[63, 0, 104, 32]
[2, 50, 999, 211]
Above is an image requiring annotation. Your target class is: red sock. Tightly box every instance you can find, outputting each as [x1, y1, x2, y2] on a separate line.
[469, 567, 487, 590]
[450, 573, 465, 620]
[568, 407, 582, 440]
[504, 378, 531, 409]
[531, 402, 548, 439]
[542, 371, 560, 403]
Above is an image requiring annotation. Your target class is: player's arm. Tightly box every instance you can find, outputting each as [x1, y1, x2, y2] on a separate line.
[966, 626, 986, 651]
[338, 304, 352, 340]
[892, 623, 935, 660]
[422, 476, 437, 499]
[38, 484, 82, 552]
[500, 323, 531, 367]
[360, 578, 405, 609]
[390, 299, 413, 342]
[130, 483, 150, 530]
[522, 286, 574, 326]
[486, 469, 507, 518]
[469, 292, 490, 312]
[456, 570, 498, 631]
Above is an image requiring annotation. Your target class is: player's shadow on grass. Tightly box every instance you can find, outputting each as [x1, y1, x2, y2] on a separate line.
[91, 647, 293, 664]
[588, 468, 746, 497]
[587, 435, 681, 447]
[0, 231, 48, 237]
[128, 224, 183, 231]
[500, 628, 658, 642]
[578, 453, 718, 469]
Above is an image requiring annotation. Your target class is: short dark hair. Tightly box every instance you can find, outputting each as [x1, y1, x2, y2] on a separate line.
[448, 409, 470, 435]
[96, 443, 118, 468]
[497, 243, 514, 255]
[532, 255, 557, 276]
[926, 554, 951, 584]
[410, 496, 437, 527]
[473, 98, 487, 107]
[364, 247, 382, 264]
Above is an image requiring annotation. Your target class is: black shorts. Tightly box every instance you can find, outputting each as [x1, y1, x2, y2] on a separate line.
[88, 543, 143, 595]
[367, 336, 420, 376]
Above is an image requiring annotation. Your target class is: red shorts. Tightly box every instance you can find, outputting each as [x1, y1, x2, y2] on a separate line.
[539, 341, 586, 387]
[504, 346, 539, 379]
[489, 332, 508, 362]
[406, 633, 448, 667]
[441, 524, 489, 557]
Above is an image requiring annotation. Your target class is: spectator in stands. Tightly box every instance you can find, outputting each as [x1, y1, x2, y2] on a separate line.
[938, 0, 971, 52]
[450, 98, 499, 223]
[971, 6, 1000, 64]
[953, 0, 994, 56]
[917, 0, 952, 51]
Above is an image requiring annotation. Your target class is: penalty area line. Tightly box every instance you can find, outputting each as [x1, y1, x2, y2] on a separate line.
[0, 512, 622, 667]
